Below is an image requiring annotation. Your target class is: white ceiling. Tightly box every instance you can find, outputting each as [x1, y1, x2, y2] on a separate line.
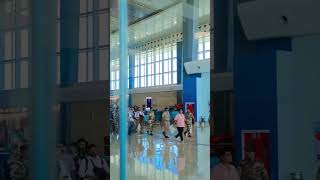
[110, 0, 210, 59]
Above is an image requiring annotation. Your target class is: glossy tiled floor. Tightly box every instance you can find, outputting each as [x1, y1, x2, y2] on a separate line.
[110, 125, 210, 180]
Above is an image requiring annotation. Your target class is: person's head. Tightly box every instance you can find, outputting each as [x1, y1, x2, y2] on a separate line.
[165, 107, 168, 111]
[245, 143, 256, 161]
[187, 109, 190, 113]
[88, 144, 97, 157]
[218, 147, 233, 164]
[179, 108, 183, 114]
[57, 142, 66, 153]
[77, 138, 88, 150]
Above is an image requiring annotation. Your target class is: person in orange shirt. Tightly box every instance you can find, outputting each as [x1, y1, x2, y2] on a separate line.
[174, 109, 186, 142]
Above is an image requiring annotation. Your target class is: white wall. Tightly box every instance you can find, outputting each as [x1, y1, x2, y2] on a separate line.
[277, 36, 320, 180]
[131, 91, 178, 110]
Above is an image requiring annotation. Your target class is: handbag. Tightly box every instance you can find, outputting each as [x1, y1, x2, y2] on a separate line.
[169, 125, 177, 135]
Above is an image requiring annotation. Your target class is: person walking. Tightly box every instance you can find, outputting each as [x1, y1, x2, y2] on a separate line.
[147, 107, 155, 136]
[128, 107, 135, 136]
[184, 109, 194, 138]
[174, 109, 186, 142]
[57, 142, 74, 180]
[137, 107, 145, 134]
[112, 106, 120, 141]
[162, 108, 170, 138]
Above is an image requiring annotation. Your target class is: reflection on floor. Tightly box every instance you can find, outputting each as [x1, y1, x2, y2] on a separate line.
[110, 125, 210, 180]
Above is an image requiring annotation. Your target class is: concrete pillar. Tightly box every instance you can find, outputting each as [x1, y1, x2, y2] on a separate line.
[182, 0, 198, 118]
[119, 0, 128, 179]
[31, 0, 57, 179]
[128, 55, 134, 106]
[60, 0, 80, 142]
[60, 0, 79, 87]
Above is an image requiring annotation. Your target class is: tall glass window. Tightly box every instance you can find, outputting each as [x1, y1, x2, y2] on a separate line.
[110, 58, 129, 90]
[78, 0, 109, 83]
[134, 44, 177, 88]
[198, 35, 210, 61]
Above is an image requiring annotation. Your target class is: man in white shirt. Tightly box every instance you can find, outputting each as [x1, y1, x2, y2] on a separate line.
[56, 143, 72, 180]
[161, 108, 170, 138]
[134, 107, 144, 134]
[78, 144, 108, 180]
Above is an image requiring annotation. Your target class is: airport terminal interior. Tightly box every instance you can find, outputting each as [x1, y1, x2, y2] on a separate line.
[109, 0, 210, 179]
[1, 0, 320, 180]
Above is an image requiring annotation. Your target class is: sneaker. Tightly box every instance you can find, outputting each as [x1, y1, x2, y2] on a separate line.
[165, 136, 169, 138]
[150, 132, 153, 136]
[188, 135, 192, 138]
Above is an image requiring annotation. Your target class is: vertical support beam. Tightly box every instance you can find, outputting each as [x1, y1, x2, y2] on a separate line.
[28, 26, 32, 87]
[60, 0, 80, 142]
[182, 0, 198, 119]
[212, 0, 233, 138]
[177, 42, 182, 84]
[93, 0, 100, 81]
[119, 0, 128, 180]
[0, 32, 4, 89]
[15, 30, 21, 89]
[14, 1, 21, 89]
[213, 0, 229, 73]
[61, 0, 79, 86]
[31, 0, 57, 179]
[128, 55, 134, 107]
[60, 103, 71, 143]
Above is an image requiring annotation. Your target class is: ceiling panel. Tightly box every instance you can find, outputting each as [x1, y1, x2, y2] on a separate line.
[110, 0, 210, 50]
[110, 0, 183, 32]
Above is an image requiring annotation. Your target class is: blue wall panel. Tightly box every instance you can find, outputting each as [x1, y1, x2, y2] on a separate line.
[234, 49, 278, 180]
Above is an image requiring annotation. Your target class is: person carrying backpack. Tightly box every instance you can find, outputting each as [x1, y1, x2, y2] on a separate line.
[78, 144, 108, 180]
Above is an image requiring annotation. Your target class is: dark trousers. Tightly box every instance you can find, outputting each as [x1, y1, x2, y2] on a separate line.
[175, 127, 184, 141]
[128, 121, 135, 135]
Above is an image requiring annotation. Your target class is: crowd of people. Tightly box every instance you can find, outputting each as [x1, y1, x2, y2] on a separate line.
[111, 105, 195, 142]
[6, 139, 109, 180]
